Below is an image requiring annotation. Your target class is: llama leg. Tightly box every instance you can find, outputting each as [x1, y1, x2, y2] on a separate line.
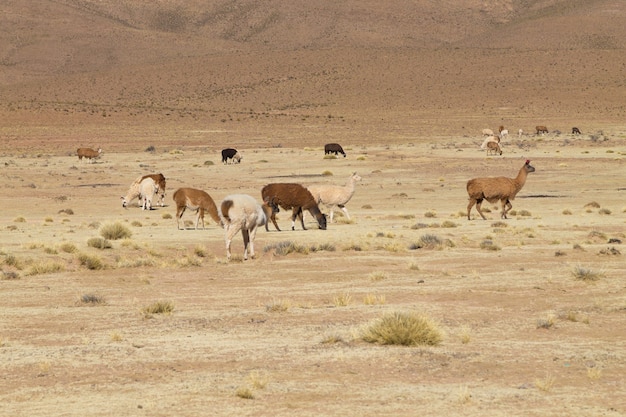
[502, 199, 512, 219]
[225, 223, 240, 260]
[296, 208, 306, 230]
[248, 225, 258, 259]
[176, 206, 186, 229]
[269, 211, 281, 231]
[339, 205, 350, 220]
[467, 199, 477, 220]
[241, 228, 250, 260]
[475, 198, 487, 220]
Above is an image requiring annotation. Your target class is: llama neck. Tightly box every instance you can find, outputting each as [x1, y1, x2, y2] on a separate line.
[514, 167, 529, 190]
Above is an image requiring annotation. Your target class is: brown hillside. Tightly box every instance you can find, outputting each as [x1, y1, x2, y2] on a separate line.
[1, 0, 625, 150]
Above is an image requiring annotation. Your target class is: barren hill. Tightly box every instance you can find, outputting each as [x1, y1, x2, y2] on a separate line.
[1, 0, 625, 150]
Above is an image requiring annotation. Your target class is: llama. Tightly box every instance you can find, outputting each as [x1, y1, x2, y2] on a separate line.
[499, 129, 509, 139]
[172, 188, 220, 230]
[221, 148, 242, 164]
[536, 125, 549, 135]
[324, 143, 346, 157]
[307, 172, 362, 223]
[486, 141, 503, 156]
[130, 177, 157, 210]
[482, 128, 494, 137]
[121, 174, 166, 207]
[466, 160, 535, 220]
[76, 147, 102, 163]
[572, 127, 581, 135]
[220, 194, 268, 260]
[480, 135, 499, 150]
[261, 183, 327, 231]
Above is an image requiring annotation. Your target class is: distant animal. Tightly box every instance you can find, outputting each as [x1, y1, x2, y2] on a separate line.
[172, 188, 220, 230]
[486, 141, 503, 156]
[518, 129, 524, 137]
[499, 129, 509, 139]
[324, 143, 346, 157]
[480, 135, 499, 150]
[261, 183, 327, 231]
[307, 172, 362, 223]
[121, 174, 167, 208]
[221, 148, 242, 164]
[466, 160, 536, 220]
[572, 127, 581, 135]
[536, 125, 549, 135]
[482, 129, 494, 137]
[220, 194, 269, 260]
[76, 147, 102, 163]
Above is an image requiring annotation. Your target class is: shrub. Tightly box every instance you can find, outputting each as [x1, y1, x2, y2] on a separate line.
[142, 301, 174, 316]
[87, 237, 112, 249]
[409, 234, 442, 250]
[100, 222, 132, 240]
[26, 261, 65, 276]
[480, 240, 501, 251]
[59, 242, 78, 253]
[77, 253, 105, 270]
[360, 311, 443, 346]
[572, 265, 603, 281]
[263, 241, 309, 256]
[79, 294, 106, 305]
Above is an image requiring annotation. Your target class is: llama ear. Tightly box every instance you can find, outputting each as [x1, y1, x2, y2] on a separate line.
[525, 159, 531, 165]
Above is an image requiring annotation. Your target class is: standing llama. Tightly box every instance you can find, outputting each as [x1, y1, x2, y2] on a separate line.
[220, 194, 269, 260]
[261, 183, 327, 231]
[121, 174, 166, 207]
[172, 188, 221, 230]
[307, 172, 362, 223]
[466, 160, 536, 220]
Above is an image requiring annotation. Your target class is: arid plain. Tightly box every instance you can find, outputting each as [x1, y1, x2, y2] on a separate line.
[1, 1, 626, 416]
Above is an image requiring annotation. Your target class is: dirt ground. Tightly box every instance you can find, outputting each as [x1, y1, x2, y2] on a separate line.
[2, 1, 626, 416]
[1, 127, 625, 416]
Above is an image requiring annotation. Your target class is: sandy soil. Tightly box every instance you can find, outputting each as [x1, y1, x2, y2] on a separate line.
[1, 1, 626, 416]
[1, 131, 625, 416]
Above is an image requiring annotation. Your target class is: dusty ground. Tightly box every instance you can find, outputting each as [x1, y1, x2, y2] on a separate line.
[1, 1, 626, 416]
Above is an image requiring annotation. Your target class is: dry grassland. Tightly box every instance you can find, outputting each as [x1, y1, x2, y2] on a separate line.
[1, 128, 625, 416]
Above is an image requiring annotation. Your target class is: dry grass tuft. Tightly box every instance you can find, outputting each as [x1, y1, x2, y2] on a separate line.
[368, 271, 388, 281]
[584, 201, 601, 209]
[264, 241, 309, 256]
[87, 237, 112, 249]
[26, 261, 65, 276]
[100, 222, 132, 240]
[142, 300, 174, 316]
[360, 311, 443, 346]
[409, 234, 443, 250]
[333, 293, 352, 307]
[572, 265, 604, 281]
[79, 294, 106, 305]
[235, 386, 255, 399]
[363, 293, 386, 305]
[77, 253, 105, 270]
[534, 373, 556, 392]
[265, 298, 291, 313]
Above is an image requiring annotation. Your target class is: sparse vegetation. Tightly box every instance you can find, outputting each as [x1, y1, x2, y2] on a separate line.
[100, 222, 132, 240]
[87, 237, 112, 249]
[77, 253, 105, 270]
[265, 298, 291, 312]
[360, 311, 443, 346]
[142, 301, 174, 316]
[572, 265, 604, 281]
[79, 294, 106, 305]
